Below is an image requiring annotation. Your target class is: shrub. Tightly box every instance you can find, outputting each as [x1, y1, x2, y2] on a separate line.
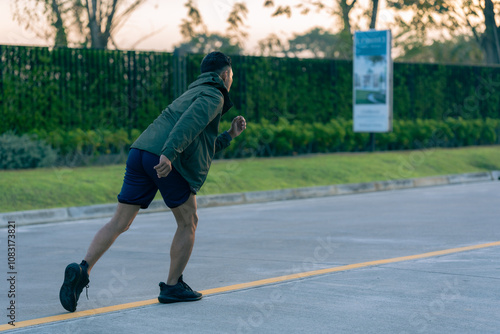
[32, 128, 141, 155]
[2, 118, 498, 168]
[223, 117, 500, 158]
[0, 132, 58, 169]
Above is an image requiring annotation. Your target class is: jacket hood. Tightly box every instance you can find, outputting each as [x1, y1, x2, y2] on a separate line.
[189, 72, 234, 115]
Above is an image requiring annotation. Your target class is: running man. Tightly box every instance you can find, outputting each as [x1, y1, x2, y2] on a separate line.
[59, 51, 246, 312]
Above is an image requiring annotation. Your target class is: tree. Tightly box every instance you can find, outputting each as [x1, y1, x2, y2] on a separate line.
[369, 0, 380, 29]
[257, 33, 284, 57]
[395, 35, 484, 64]
[175, 33, 243, 55]
[263, 0, 357, 38]
[286, 27, 352, 59]
[226, 2, 249, 48]
[481, 0, 500, 64]
[176, 0, 247, 54]
[12, 0, 147, 49]
[179, 0, 206, 40]
[386, 0, 500, 64]
[263, 0, 382, 58]
[264, 0, 382, 35]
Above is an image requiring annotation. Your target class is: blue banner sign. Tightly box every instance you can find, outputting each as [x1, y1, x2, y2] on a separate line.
[353, 30, 393, 133]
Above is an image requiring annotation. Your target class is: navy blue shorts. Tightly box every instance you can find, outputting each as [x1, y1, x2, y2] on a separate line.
[117, 149, 192, 209]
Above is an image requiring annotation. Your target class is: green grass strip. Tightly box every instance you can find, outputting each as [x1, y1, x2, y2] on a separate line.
[1, 146, 499, 213]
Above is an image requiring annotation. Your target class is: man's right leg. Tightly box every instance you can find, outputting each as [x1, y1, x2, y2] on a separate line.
[60, 203, 140, 312]
[167, 193, 198, 285]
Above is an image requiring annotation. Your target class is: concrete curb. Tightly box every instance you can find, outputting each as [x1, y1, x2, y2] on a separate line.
[2, 171, 498, 227]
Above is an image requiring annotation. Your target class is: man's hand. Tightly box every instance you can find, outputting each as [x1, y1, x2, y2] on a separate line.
[154, 155, 172, 178]
[228, 115, 247, 139]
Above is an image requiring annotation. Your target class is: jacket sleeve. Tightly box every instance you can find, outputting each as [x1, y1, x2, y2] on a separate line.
[215, 131, 232, 153]
[161, 89, 224, 161]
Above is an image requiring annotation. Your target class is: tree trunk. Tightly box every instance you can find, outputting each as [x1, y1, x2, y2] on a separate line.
[482, 0, 500, 64]
[102, 0, 119, 47]
[369, 0, 379, 30]
[339, 0, 355, 37]
[86, 0, 106, 49]
[51, 0, 67, 47]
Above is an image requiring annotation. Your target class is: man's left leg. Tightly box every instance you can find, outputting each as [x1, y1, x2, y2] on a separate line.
[158, 193, 202, 303]
[168, 193, 198, 284]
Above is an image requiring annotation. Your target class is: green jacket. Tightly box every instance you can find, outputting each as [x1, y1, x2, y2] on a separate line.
[131, 72, 234, 193]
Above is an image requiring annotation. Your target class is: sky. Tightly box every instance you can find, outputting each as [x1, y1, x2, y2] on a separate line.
[0, 0, 396, 54]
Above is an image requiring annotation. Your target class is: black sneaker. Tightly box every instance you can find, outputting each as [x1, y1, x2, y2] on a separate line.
[158, 275, 202, 304]
[59, 261, 90, 312]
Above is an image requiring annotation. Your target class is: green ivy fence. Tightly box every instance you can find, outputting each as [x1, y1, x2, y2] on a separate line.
[1, 45, 500, 135]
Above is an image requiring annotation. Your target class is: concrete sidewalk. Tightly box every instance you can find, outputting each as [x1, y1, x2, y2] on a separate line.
[1, 171, 498, 227]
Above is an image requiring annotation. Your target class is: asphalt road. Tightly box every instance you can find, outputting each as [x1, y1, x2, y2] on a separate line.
[1, 181, 499, 333]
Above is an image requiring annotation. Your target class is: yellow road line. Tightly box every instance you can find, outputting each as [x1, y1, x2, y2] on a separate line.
[201, 241, 500, 295]
[2, 241, 499, 331]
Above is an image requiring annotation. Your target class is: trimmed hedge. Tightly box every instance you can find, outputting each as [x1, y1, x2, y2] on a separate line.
[13, 118, 497, 169]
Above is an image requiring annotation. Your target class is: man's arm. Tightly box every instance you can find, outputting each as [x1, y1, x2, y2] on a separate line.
[154, 90, 224, 178]
[228, 115, 247, 139]
[154, 154, 172, 178]
[161, 90, 224, 163]
[214, 116, 247, 153]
